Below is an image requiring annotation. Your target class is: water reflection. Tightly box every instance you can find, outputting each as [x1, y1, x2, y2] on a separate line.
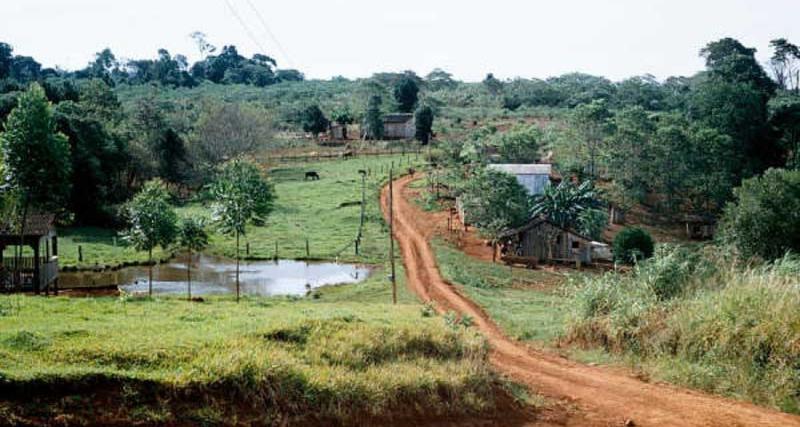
[59, 254, 371, 296]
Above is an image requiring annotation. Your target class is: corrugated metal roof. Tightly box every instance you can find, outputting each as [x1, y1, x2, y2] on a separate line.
[383, 113, 414, 124]
[488, 164, 552, 175]
[0, 213, 56, 236]
[488, 164, 552, 195]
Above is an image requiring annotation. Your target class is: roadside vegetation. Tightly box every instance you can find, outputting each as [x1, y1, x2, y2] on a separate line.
[566, 246, 800, 413]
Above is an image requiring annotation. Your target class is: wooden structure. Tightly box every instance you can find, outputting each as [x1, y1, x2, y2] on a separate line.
[382, 113, 415, 140]
[683, 214, 716, 240]
[0, 213, 59, 294]
[498, 218, 595, 265]
[329, 123, 353, 140]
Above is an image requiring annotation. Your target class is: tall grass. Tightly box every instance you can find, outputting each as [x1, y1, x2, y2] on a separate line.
[567, 245, 800, 412]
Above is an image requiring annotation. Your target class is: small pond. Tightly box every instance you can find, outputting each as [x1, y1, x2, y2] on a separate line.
[59, 254, 371, 297]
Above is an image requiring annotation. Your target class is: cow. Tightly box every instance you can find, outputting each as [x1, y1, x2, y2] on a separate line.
[305, 171, 320, 180]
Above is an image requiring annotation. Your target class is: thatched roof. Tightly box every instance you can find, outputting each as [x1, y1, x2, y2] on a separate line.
[0, 213, 56, 236]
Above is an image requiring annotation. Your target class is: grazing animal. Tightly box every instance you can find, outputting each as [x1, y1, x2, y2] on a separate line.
[408, 167, 416, 177]
[305, 171, 320, 181]
[358, 169, 367, 176]
[341, 151, 354, 159]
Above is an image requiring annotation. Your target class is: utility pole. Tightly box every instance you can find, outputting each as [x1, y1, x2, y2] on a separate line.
[389, 168, 397, 305]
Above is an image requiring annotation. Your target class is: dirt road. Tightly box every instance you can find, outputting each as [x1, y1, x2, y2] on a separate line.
[381, 174, 800, 427]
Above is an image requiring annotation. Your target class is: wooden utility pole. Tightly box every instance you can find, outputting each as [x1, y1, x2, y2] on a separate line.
[389, 168, 397, 305]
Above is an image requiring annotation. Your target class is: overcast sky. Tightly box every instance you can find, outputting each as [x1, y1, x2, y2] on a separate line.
[2, 0, 799, 82]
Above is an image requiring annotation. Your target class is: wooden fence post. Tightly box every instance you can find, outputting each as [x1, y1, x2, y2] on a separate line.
[306, 239, 310, 257]
[78, 245, 83, 263]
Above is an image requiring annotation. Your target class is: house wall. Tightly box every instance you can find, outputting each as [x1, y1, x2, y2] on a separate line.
[384, 121, 415, 139]
[518, 222, 592, 263]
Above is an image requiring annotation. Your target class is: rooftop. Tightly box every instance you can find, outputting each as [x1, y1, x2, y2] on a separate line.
[488, 164, 552, 175]
[383, 113, 414, 124]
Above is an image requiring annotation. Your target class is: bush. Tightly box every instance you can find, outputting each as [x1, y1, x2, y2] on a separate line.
[719, 168, 800, 261]
[613, 227, 654, 264]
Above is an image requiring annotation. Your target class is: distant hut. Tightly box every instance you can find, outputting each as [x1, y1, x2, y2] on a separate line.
[487, 164, 552, 196]
[382, 113, 415, 140]
[0, 213, 59, 294]
[683, 214, 717, 240]
[497, 218, 596, 265]
[330, 123, 351, 141]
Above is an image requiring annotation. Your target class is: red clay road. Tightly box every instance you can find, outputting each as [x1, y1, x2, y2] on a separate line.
[381, 173, 800, 427]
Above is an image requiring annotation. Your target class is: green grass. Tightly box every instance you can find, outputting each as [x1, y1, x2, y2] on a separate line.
[58, 154, 422, 269]
[566, 246, 800, 413]
[431, 239, 571, 344]
[0, 277, 508, 425]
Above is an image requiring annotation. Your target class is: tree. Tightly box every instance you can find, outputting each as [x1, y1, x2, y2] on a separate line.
[425, 68, 457, 91]
[393, 76, 419, 113]
[768, 38, 800, 92]
[700, 37, 776, 96]
[493, 125, 543, 163]
[613, 227, 654, 264]
[0, 84, 71, 290]
[300, 105, 329, 137]
[211, 158, 275, 302]
[414, 105, 434, 144]
[769, 94, 800, 169]
[719, 168, 800, 261]
[191, 102, 273, 175]
[459, 169, 531, 241]
[483, 73, 504, 96]
[177, 216, 209, 300]
[606, 106, 655, 207]
[123, 179, 178, 296]
[363, 95, 384, 140]
[570, 99, 612, 178]
[531, 180, 598, 230]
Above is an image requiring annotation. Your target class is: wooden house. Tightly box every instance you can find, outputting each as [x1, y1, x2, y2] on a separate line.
[497, 218, 595, 265]
[330, 123, 354, 140]
[0, 213, 59, 294]
[382, 113, 415, 140]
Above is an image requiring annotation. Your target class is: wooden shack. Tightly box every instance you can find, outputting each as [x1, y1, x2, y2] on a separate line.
[487, 164, 552, 196]
[498, 218, 595, 265]
[684, 214, 716, 240]
[330, 123, 353, 140]
[0, 213, 59, 294]
[382, 113, 415, 139]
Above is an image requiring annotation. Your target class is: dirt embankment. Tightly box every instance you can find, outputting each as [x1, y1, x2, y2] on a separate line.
[382, 174, 800, 427]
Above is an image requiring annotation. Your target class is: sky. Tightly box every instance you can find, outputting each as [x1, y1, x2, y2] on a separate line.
[2, 0, 799, 82]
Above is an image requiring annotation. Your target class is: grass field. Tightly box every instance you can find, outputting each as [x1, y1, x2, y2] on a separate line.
[432, 239, 572, 344]
[0, 271, 525, 425]
[58, 154, 422, 270]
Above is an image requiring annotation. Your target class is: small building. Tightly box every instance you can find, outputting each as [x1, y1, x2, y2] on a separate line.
[683, 214, 717, 240]
[330, 123, 353, 140]
[0, 213, 59, 294]
[382, 113, 415, 140]
[497, 218, 595, 265]
[487, 164, 552, 196]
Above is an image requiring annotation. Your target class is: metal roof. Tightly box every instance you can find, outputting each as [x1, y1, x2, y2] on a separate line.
[383, 113, 414, 124]
[0, 213, 56, 236]
[488, 164, 552, 175]
[488, 164, 552, 195]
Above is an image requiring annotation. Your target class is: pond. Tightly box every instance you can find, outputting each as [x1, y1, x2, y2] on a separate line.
[58, 254, 371, 297]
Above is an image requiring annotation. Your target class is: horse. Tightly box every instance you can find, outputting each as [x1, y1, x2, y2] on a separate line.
[305, 171, 320, 181]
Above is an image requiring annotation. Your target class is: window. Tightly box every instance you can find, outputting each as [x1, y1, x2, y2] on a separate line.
[572, 240, 581, 249]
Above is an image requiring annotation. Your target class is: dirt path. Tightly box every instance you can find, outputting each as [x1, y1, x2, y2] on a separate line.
[381, 174, 800, 427]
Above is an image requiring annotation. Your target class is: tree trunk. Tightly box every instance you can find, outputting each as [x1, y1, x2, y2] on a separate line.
[148, 248, 153, 297]
[236, 231, 240, 303]
[14, 198, 29, 292]
[187, 251, 192, 301]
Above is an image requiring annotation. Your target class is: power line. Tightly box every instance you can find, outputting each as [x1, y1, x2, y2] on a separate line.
[242, 0, 295, 69]
[222, 0, 268, 55]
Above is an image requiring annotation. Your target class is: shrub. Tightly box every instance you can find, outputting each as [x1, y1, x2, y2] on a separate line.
[719, 168, 800, 261]
[613, 227, 654, 264]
